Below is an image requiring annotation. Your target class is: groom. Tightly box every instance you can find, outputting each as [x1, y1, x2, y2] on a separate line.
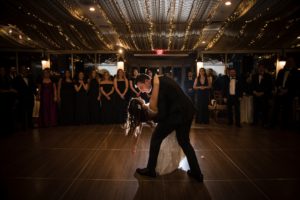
[135, 73, 203, 182]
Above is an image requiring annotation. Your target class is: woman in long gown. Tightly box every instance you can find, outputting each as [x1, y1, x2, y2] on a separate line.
[38, 69, 57, 127]
[113, 69, 128, 124]
[125, 75, 189, 175]
[74, 71, 89, 125]
[57, 69, 75, 125]
[100, 71, 115, 124]
[129, 68, 140, 98]
[193, 68, 211, 124]
[88, 70, 101, 124]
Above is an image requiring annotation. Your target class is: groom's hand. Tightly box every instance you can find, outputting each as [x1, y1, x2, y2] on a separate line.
[153, 74, 159, 85]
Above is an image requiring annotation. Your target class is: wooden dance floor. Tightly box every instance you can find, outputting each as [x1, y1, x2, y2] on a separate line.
[0, 123, 300, 200]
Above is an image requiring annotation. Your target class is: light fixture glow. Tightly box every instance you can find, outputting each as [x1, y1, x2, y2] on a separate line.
[156, 49, 164, 55]
[197, 61, 204, 75]
[117, 61, 124, 70]
[201, 41, 206, 44]
[225, 1, 232, 6]
[297, 36, 300, 39]
[276, 60, 286, 75]
[89, 7, 95, 12]
[19, 35, 22, 39]
[118, 49, 123, 54]
[8, 29, 12, 34]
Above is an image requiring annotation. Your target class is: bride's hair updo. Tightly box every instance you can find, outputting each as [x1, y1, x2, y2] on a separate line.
[125, 98, 149, 135]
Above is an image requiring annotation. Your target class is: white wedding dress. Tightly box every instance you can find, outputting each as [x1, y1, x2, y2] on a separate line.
[155, 131, 190, 175]
[144, 106, 190, 175]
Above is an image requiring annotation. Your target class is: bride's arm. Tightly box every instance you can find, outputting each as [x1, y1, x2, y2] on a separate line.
[149, 74, 159, 113]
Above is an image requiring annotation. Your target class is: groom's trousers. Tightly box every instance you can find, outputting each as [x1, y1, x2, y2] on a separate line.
[147, 120, 202, 176]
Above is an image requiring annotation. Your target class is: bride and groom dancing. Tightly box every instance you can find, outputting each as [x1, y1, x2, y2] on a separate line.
[127, 73, 203, 182]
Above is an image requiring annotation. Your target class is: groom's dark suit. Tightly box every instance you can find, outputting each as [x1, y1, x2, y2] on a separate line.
[147, 76, 202, 176]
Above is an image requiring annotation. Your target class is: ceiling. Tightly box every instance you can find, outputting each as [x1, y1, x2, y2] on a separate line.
[0, 0, 299, 52]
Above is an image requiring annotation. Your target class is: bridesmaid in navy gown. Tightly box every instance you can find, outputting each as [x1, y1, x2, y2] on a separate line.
[74, 71, 89, 124]
[88, 69, 101, 124]
[57, 69, 75, 125]
[193, 68, 211, 124]
[100, 71, 115, 124]
[129, 68, 140, 99]
[113, 69, 128, 123]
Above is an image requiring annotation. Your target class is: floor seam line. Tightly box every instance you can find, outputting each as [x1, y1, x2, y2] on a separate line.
[57, 125, 115, 200]
[207, 135, 271, 200]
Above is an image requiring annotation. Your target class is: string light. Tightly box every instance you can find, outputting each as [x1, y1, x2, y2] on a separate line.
[56, 0, 112, 50]
[167, 0, 176, 50]
[0, 25, 40, 48]
[111, 0, 139, 50]
[96, 3, 129, 50]
[192, 0, 222, 50]
[144, 0, 154, 50]
[248, 17, 280, 46]
[205, 0, 257, 50]
[181, 0, 202, 50]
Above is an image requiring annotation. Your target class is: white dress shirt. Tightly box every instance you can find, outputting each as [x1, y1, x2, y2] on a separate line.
[258, 75, 263, 84]
[229, 78, 236, 95]
[282, 71, 290, 88]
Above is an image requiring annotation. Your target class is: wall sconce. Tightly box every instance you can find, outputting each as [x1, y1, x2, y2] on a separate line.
[41, 53, 50, 70]
[117, 57, 124, 70]
[196, 58, 203, 75]
[276, 56, 286, 76]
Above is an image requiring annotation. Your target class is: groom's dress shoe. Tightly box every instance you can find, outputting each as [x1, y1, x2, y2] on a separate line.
[136, 168, 157, 178]
[187, 170, 204, 182]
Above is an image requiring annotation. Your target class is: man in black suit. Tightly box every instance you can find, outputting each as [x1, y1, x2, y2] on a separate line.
[271, 57, 298, 128]
[223, 68, 242, 127]
[135, 74, 203, 182]
[251, 64, 273, 126]
[12, 66, 36, 130]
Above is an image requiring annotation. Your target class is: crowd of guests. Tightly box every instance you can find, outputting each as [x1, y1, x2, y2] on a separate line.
[1, 57, 299, 135]
[0, 66, 155, 134]
[184, 57, 300, 128]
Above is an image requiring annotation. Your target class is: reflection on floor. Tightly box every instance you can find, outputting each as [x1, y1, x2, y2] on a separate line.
[0, 123, 300, 200]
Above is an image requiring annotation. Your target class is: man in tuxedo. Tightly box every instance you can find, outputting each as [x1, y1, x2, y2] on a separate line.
[135, 74, 203, 182]
[251, 64, 273, 126]
[271, 57, 298, 128]
[223, 68, 242, 127]
[12, 66, 36, 130]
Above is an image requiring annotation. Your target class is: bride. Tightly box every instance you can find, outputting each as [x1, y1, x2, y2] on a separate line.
[125, 75, 190, 175]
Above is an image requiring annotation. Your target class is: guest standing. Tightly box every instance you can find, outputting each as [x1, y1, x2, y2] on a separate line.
[271, 57, 298, 128]
[74, 71, 89, 125]
[223, 68, 242, 127]
[88, 70, 101, 124]
[12, 66, 36, 130]
[38, 69, 57, 127]
[184, 71, 195, 104]
[57, 69, 75, 125]
[140, 69, 153, 103]
[193, 68, 211, 124]
[251, 64, 273, 126]
[129, 68, 140, 98]
[0, 67, 18, 134]
[113, 69, 128, 123]
[100, 71, 115, 124]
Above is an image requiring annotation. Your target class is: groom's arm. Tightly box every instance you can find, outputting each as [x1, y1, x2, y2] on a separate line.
[149, 74, 159, 112]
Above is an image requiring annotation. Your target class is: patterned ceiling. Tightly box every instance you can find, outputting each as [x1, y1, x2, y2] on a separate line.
[0, 0, 299, 52]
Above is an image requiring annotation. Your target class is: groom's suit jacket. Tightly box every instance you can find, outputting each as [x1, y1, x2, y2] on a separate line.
[156, 76, 195, 124]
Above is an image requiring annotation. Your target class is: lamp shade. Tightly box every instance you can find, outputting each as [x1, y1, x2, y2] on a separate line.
[117, 61, 124, 70]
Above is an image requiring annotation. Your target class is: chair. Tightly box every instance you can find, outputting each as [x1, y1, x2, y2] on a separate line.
[209, 91, 227, 122]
